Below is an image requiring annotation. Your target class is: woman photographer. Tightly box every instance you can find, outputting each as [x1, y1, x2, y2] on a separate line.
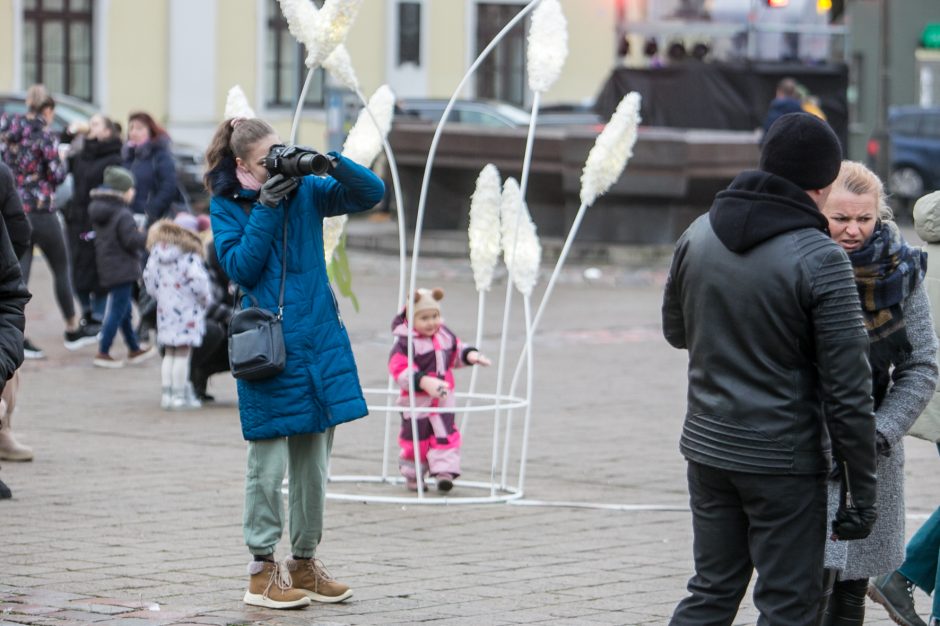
[205, 117, 383, 610]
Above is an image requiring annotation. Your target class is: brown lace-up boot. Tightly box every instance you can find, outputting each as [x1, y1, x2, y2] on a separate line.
[285, 557, 353, 603]
[243, 560, 310, 609]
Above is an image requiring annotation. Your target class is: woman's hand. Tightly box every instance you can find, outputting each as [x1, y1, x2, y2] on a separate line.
[258, 174, 298, 208]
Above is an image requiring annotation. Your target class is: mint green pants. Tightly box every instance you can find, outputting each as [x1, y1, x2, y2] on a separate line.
[243, 428, 334, 558]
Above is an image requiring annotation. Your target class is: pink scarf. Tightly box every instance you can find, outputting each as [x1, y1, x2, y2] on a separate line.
[236, 166, 262, 191]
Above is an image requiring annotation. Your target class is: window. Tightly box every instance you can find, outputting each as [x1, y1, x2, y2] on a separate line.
[22, 0, 93, 101]
[398, 2, 421, 66]
[921, 113, 940, 139]
[891, 114, 921, 136]
[265, 0, 325, 109]
[475, 3, 527, 107]
[459, 109, 514, 127]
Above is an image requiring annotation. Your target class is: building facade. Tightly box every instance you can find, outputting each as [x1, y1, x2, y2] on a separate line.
[0, 0, 617, 149]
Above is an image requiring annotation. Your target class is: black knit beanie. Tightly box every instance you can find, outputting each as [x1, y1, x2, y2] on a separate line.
[759, 112, 842, 190]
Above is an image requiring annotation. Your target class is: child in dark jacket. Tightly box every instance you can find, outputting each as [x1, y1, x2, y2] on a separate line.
[388, 288, 490, 492]
[88, 166, 154, 368]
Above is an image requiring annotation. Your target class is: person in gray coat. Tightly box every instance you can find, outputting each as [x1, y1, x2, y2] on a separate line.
[818, 161, 940, 626]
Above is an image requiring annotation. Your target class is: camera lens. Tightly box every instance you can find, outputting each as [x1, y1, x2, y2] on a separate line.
[265, 145, 332, 178]
[294, 152, 331, 177]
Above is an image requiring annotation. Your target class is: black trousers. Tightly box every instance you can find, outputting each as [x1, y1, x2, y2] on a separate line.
[20, 211, 76, 321]
[670, 461, 828, 626]
[189, 320, 229, 393]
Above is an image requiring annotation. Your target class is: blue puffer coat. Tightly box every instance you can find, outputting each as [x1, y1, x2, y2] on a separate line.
[209, 153, 384, 440]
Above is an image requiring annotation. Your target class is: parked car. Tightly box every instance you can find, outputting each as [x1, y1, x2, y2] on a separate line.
[0, 91, 208, 211]
[867, 106, 940, 199]
[396, 98, 603, 130]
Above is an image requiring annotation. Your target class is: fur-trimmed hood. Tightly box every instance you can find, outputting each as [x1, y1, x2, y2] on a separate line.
[146, 219, 204, 258]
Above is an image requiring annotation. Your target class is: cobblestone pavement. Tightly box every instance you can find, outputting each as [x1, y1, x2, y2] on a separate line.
[1, 232, 938, 625]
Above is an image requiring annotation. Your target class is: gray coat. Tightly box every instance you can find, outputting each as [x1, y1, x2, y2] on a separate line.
[824, 279, 939, 579]
[913, 192, 940, 441]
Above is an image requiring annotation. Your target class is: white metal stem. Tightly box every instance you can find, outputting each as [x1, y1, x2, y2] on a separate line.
[380, 375, 394, 482]
[517, 296, 535, 495]
[408, 0, 540, 500]
[519, 91, 540, 198]
[407, 0, 541, 350]
[508, 201, 589, 398]
[499, 90, 541, 488]
[459, 291, 487, 435]
[489, 279, 514, 497]
[499, 295, 528, 488]
[290, 68, 315, 144]
[353, 87, 408, 310]
[350, 87, 409, 480]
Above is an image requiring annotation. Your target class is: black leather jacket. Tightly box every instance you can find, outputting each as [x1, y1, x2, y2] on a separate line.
[662, 171, 877, 508]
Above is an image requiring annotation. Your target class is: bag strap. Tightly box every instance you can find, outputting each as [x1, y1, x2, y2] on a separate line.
[232, 197, 289, 320]
[275, 208, 288, 320]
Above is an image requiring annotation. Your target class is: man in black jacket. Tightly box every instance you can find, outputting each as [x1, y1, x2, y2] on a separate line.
[662, 112, 878, 624]
[0, 162, 32, 498]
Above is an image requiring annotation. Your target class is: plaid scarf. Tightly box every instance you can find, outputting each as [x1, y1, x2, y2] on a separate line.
[848, 220, 926, 407]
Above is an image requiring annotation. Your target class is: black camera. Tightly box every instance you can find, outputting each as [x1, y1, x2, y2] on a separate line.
[263, 144, 333, 178]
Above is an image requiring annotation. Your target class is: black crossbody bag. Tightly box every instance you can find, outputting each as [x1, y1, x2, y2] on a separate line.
[228, 208, 288, 381]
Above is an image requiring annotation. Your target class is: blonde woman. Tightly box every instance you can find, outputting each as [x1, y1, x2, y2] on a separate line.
[818, 161, 939, 625]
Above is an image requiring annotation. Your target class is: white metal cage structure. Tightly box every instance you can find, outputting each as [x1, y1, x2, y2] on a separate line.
[271, 0, 641, 505]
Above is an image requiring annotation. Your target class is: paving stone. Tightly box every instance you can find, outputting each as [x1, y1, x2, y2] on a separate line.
[3, 252, 933, 626]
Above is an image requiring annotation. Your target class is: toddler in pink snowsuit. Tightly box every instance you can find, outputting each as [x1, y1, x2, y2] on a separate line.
[388, 288, 490, 492]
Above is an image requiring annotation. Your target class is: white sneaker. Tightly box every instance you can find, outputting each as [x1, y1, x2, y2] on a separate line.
[160, 387, 171, 410]
[184, 383, 202, 409]
[23, 338, 45, 360]
[169, 388, 201, 411]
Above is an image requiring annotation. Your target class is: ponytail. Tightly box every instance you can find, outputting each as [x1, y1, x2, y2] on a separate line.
[204, 118, 276, 194]
[204, 120, 236, 193]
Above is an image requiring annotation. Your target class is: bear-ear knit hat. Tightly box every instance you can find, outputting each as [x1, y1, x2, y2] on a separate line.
[409, 287, 444, 318]
[103, 165, 135, 192]
[913, 190, 940, 244]
[759, 112, 842, 190]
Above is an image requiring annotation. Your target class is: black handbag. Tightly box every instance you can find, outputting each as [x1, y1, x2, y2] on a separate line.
[228, 210, 288, 381]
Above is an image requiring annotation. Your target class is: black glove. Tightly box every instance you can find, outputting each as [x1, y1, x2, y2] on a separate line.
[258, 174, 298, 208]
[830, 466, 877, 540]
[831, 504, 877, 540]
[875, 431, 891, 457]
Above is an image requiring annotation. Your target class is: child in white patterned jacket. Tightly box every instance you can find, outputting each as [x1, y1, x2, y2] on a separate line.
[143, 214, 211, 410]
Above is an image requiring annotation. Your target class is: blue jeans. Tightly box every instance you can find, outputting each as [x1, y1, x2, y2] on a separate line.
[99, 282, 140, 355]
[77, 290, 107, 322]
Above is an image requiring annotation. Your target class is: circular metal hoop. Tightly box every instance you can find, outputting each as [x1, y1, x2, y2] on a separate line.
[359, 386, 529, 414]
[316, 387, 530, 504]
[321, 475, 523, 505]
